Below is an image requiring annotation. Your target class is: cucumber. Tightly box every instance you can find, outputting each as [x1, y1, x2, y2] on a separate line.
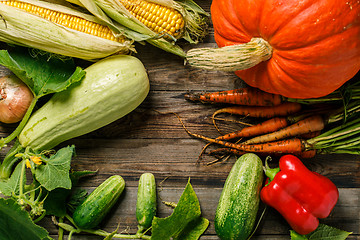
[73, 175, 125, 229]
[136, 173, 157, 233]
[18, 55, 150, 150]
[215, 153, 264, 240]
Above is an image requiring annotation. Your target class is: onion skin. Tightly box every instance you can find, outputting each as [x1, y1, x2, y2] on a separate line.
[0, 74, 34, 124]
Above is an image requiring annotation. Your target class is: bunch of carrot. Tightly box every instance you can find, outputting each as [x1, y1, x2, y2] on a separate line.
[182, 83, 360, 163]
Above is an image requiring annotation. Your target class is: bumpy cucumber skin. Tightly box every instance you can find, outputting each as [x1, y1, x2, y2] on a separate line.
[73, 175, 125, 230]
[18, 55, 150, 150]
[136, 173, 157, 231]
[215, 153, 264, 240]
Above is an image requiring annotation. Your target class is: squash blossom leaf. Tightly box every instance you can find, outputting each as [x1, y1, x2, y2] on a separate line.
[290, 224, 352, 240]
[34, 145, 75, 191]
[0, 198, 51, 240]
[151, 179, 209, 240]
[0, 46, 85, 98]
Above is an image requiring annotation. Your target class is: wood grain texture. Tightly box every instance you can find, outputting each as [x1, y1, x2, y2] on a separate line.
[0, 0, 359, 239]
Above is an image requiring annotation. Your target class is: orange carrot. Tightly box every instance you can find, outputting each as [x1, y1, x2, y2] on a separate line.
[212, 102, 302, 119]
[174, 112, 307, 155]
[300, 130, 321, 139]
[298, 149, 317, 158]
[243, 115, 325, 144]
[209, 148, 316, 159]
[211, 136, 304, 153]
[184, 87, 283, 106]
[184, 125, 305, 153]
[217, 117, 289, 140]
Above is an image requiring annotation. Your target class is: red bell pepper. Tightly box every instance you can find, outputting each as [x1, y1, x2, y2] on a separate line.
[260, 154, 339, 235]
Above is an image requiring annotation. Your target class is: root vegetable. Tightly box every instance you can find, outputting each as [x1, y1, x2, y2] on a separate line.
[0, 74, 33, 124]
[217, 117, 289, 141]
[184, 87, 282, 106]
[243, 115, 326, 144]
[212, 102, 302, 119]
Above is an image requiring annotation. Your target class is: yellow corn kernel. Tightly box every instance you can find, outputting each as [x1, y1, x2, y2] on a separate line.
[119, 0, 185, 39]
[0, 0, 124, 42]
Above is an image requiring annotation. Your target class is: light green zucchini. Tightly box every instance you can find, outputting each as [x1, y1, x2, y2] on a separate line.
[73, 175, 125, 229]
[136, 173, 157, 233]
[18, 55, 150, 150]
[215, 153, 264, 240]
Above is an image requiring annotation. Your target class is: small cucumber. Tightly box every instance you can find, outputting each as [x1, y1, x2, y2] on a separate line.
[136, 173, 157, 232]
[18, 55, 150, 150]
[215, 153, 264, 240]
[73, 175, 125, 229]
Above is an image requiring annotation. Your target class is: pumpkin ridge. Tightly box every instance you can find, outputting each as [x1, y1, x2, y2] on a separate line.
[273, 27, 360, 64]
[272, 27, 360, 53]
[257, 0, 316, 46]
[263, 57, 310, 97]
[211, 0, 252, 45]
[270, 1, 360, 50]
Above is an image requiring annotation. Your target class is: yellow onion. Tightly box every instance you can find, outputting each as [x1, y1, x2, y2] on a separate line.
[0, 74, 34, 123]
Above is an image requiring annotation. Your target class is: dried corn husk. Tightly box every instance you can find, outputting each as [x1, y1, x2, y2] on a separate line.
[0, 0, 134, 60]
[65, 0, 209, 57]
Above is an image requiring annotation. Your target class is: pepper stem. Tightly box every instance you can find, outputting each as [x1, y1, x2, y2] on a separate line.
[263, 156, 280, 181]
[186, 37, 272, 71]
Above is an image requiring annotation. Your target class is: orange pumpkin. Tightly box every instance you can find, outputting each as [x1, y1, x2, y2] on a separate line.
[188, 0, 360, 99]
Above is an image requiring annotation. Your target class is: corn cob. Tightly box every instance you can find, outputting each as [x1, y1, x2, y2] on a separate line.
[119, 0, 185, 39]
[1, 0, 123, 42]
[0, 0, 133, 60]
[66, 0, 209, 57]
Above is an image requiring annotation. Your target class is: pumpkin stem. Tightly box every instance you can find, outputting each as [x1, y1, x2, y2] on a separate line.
[186, 37, 272, 71]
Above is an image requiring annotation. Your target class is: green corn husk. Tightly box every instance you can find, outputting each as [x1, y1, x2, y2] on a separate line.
[65, 0, 209, 57]
[0, 0, 134, 60]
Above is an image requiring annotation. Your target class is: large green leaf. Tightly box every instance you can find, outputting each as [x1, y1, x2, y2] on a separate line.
[0, 198, 52, 240]
[151, 179, 209, 240]
[34, 145, 75, 191]
[0, 46, 85, 98]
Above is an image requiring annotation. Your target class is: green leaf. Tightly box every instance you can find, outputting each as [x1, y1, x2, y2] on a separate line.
[291, 230, 309, 240]
[0, 161, 24, 196]
[43, 169, 95, 216]
[0, 46, 85, 98]
[0, 198, 52, 240]
[290, 224, 352, 240]
[151, 179, 208, 240]
[70, 170, 97, 186]
[34, 145, 75, 191]
[43, 187, 70, 217]
[174, 217, 209, 240]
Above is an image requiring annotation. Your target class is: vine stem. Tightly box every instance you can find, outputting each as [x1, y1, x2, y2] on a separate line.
[80, 229, 151, 239]
[33, 210, 46, 223]
[62, 214, 151, 239]
[58, 217, 64, 240]
[18, 160, 26, 197]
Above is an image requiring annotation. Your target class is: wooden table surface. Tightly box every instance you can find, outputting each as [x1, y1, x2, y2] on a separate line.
[0, 1, 359, 239]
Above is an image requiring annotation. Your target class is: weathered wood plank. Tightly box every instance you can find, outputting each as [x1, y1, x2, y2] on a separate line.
[0, 0, 359, 238]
